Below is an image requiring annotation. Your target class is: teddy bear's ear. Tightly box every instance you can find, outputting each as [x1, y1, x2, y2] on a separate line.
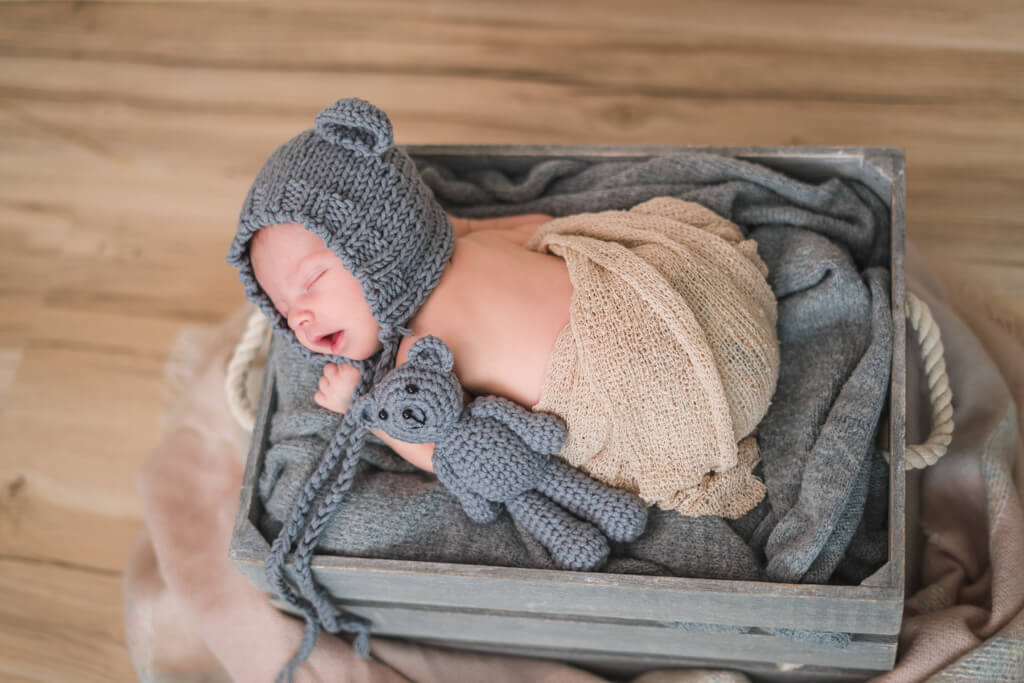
[314, 98, 394, 157]
[407, 336, 454, 374]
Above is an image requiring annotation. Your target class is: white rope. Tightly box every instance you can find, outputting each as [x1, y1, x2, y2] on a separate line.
[224, 294, 954, 470]
[898, 291, 955, 470]
[225, 305, 271, 432]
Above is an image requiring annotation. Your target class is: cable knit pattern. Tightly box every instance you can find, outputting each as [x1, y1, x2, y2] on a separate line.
[356, 336, 649, 571]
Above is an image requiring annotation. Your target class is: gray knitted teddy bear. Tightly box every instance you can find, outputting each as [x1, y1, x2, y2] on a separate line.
[354, 336, 649, 571]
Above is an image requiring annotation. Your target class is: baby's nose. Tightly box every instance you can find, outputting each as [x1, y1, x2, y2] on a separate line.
[287, 308, 313, 330]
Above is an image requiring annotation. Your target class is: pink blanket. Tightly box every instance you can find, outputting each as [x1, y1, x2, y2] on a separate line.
[124, 245, 1024, 682]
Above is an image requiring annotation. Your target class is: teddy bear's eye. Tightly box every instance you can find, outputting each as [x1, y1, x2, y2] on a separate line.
[378, 409, 389, 421]
[402, 409, 413, 420]
[405, 383, 419, 394]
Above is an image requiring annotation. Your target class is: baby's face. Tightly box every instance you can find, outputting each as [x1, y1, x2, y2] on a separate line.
[250, 222, 382, 360]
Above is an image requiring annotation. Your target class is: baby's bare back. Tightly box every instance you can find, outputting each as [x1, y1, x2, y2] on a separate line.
[400, 228, 572, 409]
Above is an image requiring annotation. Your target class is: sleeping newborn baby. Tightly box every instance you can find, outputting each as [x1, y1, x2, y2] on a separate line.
[248, 203, 564, 470]
[230, 98, 780, 519]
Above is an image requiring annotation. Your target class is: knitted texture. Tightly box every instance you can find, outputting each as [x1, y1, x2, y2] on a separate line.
[355, 336, 649, 570]
[525, 196, 779, 518]
[265, 409, 372, 683]
[225, 98, 454, 681]
[226, 97, 454, 380]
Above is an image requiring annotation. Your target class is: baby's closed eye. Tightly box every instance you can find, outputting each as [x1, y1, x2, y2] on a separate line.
[305, 269, 326, 290]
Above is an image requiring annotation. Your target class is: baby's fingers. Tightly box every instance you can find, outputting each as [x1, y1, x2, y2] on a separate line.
[317, 363, 361, 414]
[314, 374, 340, 412]
[314, 388, 334, 412]
[318, 373, 332, 392]
[324, 362, 361, 388]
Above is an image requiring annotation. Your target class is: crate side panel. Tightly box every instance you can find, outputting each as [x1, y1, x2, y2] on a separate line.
[340, 604, 897, 671]
[421, 641, 886, 683]
[303, 564, 903, 635]
[407, 145, 900, 206]
[229, 341, 276, 563]
[889, 150, 909, 599]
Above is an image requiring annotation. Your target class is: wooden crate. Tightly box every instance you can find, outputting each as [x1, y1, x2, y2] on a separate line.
[230, 146, 908, 683]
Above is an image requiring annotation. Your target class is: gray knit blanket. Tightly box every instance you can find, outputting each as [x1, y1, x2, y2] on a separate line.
[257, 152, 893, 592]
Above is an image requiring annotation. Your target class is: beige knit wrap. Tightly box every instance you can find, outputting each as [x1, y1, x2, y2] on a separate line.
[525, 197, 779, 518]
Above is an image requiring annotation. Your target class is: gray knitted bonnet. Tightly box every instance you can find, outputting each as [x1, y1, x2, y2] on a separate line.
[227, 97, 454, 379]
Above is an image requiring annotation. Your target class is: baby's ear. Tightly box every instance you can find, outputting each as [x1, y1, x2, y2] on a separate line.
[407, 336, 454, 374]
[314, 98, 394, 156]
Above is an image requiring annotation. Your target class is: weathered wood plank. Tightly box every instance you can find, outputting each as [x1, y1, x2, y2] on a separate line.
[312, 603, 898, 670]
[411, 639, 887, 683]
[234, 545, 905, 636]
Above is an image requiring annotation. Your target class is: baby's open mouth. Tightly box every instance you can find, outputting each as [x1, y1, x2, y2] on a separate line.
[320, 331, 343, 353]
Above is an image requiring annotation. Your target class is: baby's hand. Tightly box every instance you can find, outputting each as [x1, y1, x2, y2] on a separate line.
[314, 362, 361, 414]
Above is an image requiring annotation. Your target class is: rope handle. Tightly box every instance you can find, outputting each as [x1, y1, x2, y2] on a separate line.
[224, 294, 955, 471]
[891, 291, 955, 470]
[225, 305, 272, 433]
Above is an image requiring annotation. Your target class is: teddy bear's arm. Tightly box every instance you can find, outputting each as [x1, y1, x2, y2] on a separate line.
[467, 396, 567, 455]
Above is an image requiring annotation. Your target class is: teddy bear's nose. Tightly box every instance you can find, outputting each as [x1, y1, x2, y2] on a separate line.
[402, 407, 425, 425]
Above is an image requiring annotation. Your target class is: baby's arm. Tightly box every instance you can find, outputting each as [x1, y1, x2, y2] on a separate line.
[315, 363, 437, 473]
[372, 429, 436, 473]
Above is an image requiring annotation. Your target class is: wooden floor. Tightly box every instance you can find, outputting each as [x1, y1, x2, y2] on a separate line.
[1, 1, 1022, 681]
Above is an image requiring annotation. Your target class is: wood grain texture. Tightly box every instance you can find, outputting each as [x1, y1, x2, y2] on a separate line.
[0, 1, 1021, 680]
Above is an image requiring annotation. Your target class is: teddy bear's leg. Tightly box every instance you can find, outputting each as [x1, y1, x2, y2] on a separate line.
[538, 459, 649, 543]
[434, 455, 503, 523]
[456, 489, 504, 524]
[506, 491, 609, 571]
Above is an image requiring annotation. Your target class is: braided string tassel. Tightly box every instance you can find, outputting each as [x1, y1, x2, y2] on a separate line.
[265, 333, 403, 681]
[274, 610, 321, 683]
[291, 425, 372, 645]
[264, 413, 373, 682]
[286, 335, 404, 637]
